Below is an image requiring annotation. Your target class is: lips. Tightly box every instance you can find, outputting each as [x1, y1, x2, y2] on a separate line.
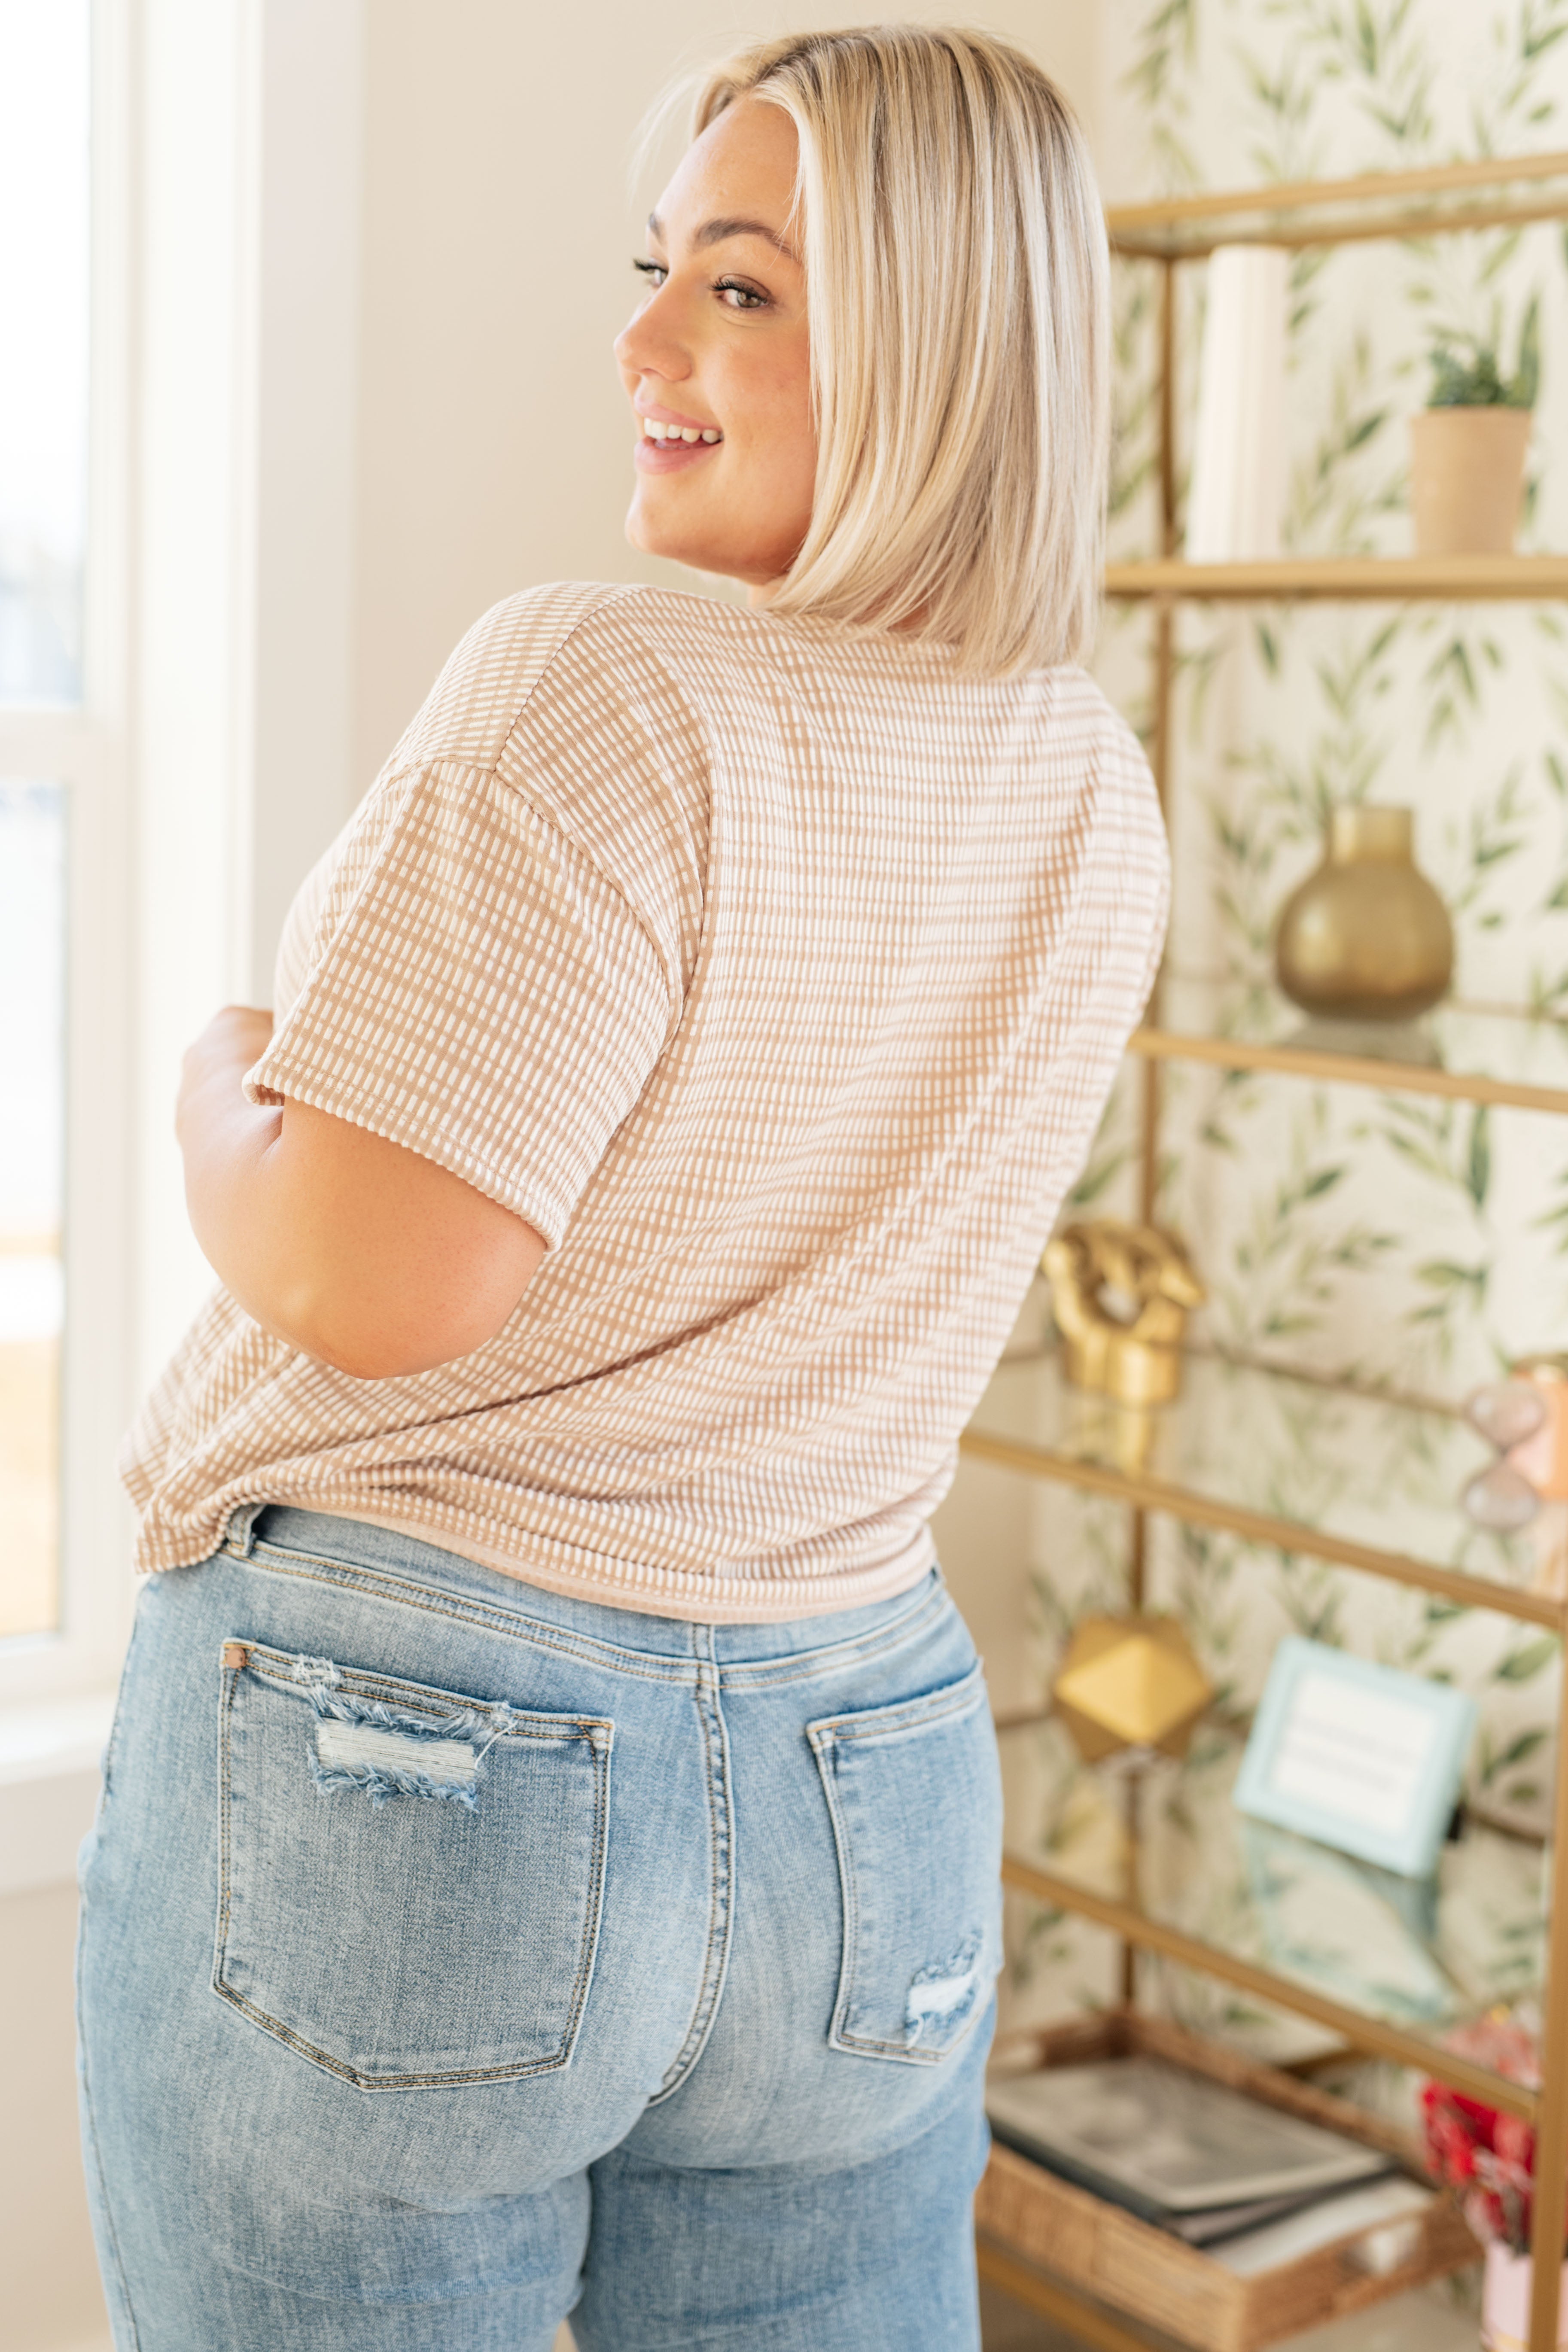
[632, 402, 724, 476]
[633, 430, 722, 476]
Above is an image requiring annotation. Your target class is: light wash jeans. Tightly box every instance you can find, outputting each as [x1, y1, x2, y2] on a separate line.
[77, 1506, 1002, 2349]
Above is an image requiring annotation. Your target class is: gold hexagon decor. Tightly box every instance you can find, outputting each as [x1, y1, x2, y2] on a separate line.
[1052, 1614, 1215, 1763]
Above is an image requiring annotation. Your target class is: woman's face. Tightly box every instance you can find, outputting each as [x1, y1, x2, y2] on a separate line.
[615, 98, 814, 600]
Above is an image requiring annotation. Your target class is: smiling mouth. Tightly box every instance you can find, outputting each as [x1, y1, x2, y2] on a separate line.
[641, 417, 723, 444]
[633, 416, 725, 479]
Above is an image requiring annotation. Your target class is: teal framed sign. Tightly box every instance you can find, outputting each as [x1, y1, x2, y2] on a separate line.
[1234, 1638, 1476, 1881]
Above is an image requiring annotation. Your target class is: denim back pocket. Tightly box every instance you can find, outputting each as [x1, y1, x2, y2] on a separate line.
[213, 1641, 613, 2090]
[808, 1658, 1002, 2066]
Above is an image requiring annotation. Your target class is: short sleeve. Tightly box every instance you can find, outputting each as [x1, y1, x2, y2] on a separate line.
[244, 761, 678, 1246]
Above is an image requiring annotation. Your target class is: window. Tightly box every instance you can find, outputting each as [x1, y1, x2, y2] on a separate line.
[0, 779, 66, 1640]
[1, 0, 88, 1646]
[1, 0, 365, 1725]
[0, 3, 89, 705]
[0, 0, 134, 1704]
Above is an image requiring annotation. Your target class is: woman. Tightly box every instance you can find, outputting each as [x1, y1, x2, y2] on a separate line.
[80, 27, 1166, 2351]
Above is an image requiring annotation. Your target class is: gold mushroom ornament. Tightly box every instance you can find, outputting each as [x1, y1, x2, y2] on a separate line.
[1042, 1220, 1206, 1409]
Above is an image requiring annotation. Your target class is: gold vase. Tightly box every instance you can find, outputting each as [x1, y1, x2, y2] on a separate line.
[1275, 806, 1453, 1021]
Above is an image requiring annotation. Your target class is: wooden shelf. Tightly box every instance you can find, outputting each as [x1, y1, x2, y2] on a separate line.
[1130, 977, 1568, 1118]
[1107, 149, 1568, 258]
[1106, 554, 1568, 602]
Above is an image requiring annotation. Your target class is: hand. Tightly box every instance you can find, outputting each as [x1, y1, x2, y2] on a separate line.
[176, 1005, 275, 1139]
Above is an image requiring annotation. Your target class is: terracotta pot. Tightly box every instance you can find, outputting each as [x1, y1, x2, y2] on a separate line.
[1275, 804, 1453, 1021]
[1481, 2241, 1568, 2351]
[1410, 407, 1531, 556]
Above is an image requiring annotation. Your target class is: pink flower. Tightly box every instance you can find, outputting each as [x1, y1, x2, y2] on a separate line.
[1422, 2014, 1553, 2256]
[1464, 2187, 1509, 2249]
[1496, 2114, 1537, 2173]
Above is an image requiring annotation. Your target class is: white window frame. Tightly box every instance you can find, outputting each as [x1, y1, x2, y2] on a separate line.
[0, 0, 137, 1715]
[1, 0, 365, 1785]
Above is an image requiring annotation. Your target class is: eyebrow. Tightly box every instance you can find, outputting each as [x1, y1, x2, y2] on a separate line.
[645, 211, 800, 265]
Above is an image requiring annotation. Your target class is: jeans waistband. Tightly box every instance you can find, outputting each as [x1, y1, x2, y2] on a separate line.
[224, 1505, 949, 1679]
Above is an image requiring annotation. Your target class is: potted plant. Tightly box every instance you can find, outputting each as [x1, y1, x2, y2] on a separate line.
[1422, 2008, 1568, 2349]
[1410, 299, 1538, 557]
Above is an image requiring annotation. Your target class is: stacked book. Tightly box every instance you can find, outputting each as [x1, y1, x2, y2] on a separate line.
[985, 2057, 1434, 2277]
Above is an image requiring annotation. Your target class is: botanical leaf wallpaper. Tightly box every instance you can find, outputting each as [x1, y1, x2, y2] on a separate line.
[976, 0, 1568, 2071]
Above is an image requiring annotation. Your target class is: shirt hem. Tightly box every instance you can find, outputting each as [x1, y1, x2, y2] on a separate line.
[278, 1509, 940, 1624]
[138, 1501, 939, 1625]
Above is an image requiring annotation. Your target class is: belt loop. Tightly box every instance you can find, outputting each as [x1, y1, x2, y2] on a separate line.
[223, 1501, 263, 1558]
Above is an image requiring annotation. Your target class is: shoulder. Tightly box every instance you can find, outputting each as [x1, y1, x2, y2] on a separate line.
[394, 582, 749, 779]
[1032, 669, 1170, 971]
[1048, 669, 1166, 855]
[384, 585, 732, 986]
[1047, 667, 1155, 780]
[387, 583, 637, 774]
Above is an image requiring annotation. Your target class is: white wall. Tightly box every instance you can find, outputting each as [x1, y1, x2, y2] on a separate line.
[245, 0, 365, 1000]
[347, 0, 1103, 830]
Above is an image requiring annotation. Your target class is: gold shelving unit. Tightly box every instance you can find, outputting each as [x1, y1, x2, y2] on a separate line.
[1133, 979, 1568, 1117]
[965, 1348, 1565, 1631]
[1108, 554, 1568, 600]
[970, 152, 1568, 2352]
[1108, 149, 1568, 257]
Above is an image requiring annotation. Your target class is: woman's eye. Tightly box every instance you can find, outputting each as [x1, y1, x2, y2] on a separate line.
[632, 258, 667, 289]
[715, 277, 768, 311]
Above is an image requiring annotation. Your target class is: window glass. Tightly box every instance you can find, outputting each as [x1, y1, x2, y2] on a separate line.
[0, 782, 65, 1637]
[0, 0, 90, 705]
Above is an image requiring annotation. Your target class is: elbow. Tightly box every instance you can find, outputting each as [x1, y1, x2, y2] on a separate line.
[298, 1330, 424, 1383]
[230, 1213, 543, 1380]
[290, 1312, 499, 1383]
[258, 1279, 509, 1383]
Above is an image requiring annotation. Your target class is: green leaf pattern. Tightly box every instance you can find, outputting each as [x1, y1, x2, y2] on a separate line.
[984, 0, 1568, 2053]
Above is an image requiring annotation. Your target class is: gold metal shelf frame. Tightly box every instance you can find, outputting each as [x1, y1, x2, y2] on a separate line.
[1105, 149, 1568, 258]
[1129, 1017, 1568, 1120]
[961, 1347, 1565, 1630]
[1108, 554, 1568, 601]
[998, 1849, 1538, 2123]
[980, 149, 1568, 2352]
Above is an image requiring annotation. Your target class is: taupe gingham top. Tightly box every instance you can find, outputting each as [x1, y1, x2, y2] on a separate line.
[123, 584, 1168, 1620]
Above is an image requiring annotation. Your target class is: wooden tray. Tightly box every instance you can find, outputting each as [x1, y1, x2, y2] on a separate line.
[974, 2012, 1477, 2352]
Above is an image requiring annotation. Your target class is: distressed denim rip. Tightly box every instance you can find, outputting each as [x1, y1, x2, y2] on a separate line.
[76, 1507, 1003, 2350]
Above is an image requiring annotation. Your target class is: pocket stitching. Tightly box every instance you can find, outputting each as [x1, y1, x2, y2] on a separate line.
[212, 1643, 614, 2090]
[808, 1661, 988, 1747]
[237, 1640, 615, 1744]
[234, 1535, 951, 1693]
[807, 1661, 992, 2067]
[809, 1725, 876, 2060]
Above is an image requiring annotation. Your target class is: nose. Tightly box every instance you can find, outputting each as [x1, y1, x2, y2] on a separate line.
[615, 282, 691, 385]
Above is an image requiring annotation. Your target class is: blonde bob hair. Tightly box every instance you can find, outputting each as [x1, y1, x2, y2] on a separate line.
[692, 25, 1109, 675]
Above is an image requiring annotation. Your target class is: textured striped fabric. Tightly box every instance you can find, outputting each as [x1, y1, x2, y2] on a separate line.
[122, 584, 1169, 1621]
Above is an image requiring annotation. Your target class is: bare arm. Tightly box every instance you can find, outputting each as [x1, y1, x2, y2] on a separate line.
[176, 1006, 547, 1380]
